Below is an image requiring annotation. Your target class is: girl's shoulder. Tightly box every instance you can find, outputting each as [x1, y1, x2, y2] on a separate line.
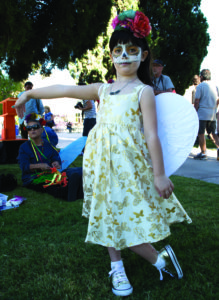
[137, 84, 154, 104]
[97, 83, 110, 98]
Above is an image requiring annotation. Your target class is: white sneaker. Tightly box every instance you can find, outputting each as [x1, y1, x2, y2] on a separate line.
[109, 266, 133, 296]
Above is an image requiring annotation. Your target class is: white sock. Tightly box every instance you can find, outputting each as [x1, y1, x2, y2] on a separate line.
[152, 255, 166, 270]
[111, 260, 123, 269]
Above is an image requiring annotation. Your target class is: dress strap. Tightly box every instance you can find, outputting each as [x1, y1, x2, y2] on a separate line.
[138, 85, 152, 105]
[98, 83, 107, 98]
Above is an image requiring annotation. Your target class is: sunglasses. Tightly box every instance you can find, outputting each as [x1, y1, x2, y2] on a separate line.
[26, 124, 41, 131]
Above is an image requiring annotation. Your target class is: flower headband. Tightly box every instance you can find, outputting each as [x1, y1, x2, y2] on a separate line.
[24, 113, 46, 126]
[111, 10, 151, 39]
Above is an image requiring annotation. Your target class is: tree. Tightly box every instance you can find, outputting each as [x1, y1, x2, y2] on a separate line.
[70, 0, 209, 94]
[69, 0, 140, 83]
[0, 0, 113, 81]
[139, 0, 210, 94]
[0, 71, 23, 115]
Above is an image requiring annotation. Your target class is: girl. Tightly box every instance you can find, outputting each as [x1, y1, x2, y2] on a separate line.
[44, 105, 55, 128]
[14, 10, 191, 297]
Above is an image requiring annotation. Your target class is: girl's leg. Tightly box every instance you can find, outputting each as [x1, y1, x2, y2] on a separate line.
[129, 243, 158, 264]
[129, 243, 183, 280]
[107, 247, 121, 262]
[107, 247, 133, 296]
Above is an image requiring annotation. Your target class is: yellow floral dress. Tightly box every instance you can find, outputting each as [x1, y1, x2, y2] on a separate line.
[82, 84, 191, 250]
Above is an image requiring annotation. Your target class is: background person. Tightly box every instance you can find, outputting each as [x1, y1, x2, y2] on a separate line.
[191, 75, 201, 105]
[44, 105, 55, 128]
[75, 82, 96, 137]
[152, 59, 175, 95]
[194, 69, 219, 160]
[18, 81, 44, 139]
[17, 115, 83, 201]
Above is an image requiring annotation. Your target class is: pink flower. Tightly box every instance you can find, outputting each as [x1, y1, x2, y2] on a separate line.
[111, 16, 120, 29]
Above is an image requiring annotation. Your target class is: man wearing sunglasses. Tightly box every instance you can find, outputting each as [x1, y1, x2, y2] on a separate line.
[17, 117, 83, 201]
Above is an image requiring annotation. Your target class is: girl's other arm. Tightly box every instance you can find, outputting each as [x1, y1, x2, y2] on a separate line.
[140, 87, 174, 199]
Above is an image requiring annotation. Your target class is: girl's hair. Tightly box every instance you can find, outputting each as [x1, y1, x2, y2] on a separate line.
[44, 106, 51, 112]
[109, 30, 153, 86]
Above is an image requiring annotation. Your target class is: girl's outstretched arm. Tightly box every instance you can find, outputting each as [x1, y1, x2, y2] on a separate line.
[140, 86, 174, 199]
[14, 83, 102, 118]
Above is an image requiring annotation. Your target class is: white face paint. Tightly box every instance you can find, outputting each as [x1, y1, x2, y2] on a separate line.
[112, 43, 142, 64]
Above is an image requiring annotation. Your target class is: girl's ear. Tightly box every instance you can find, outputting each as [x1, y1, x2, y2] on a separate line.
[109, 53, 114, 62]
[141, 50, 148, 62]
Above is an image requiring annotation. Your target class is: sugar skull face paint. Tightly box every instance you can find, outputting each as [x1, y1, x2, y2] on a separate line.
[112, 43, 142, 64]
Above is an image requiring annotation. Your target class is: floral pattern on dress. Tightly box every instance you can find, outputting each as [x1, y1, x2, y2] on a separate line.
[82, 84, 192, 250]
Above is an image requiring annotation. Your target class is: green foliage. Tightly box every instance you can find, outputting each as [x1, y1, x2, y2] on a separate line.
[0, 0, 113, 81]
[70, 0, 209, 94]
[69, 0, 140, 83]
[0, 160, 219, 299]
[0, 71, 22, 115]
[140, 0, 210, 94]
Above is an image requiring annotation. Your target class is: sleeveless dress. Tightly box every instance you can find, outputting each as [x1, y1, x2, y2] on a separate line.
[82, 83, 192, 250]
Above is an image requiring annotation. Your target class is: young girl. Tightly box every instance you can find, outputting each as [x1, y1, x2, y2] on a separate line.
[14, 10, 191, 297]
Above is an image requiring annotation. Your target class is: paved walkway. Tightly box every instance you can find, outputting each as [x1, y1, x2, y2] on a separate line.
[173, 148, 219, 185]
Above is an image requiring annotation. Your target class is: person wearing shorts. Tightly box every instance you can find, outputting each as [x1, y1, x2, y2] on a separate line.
[194, 69, 219, 160]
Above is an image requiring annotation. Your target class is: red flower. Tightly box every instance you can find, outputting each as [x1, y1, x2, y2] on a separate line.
[131, 11, 151, 38]
[39, 118, 47, 126]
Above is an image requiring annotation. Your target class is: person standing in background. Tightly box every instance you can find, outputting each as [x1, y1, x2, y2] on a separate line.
[75, 82, 96, 137]
[191, 75, 201, 105]
[18, 81, 44, 139]
[194, 69, 219, 160]
[152, 60, 175, 95]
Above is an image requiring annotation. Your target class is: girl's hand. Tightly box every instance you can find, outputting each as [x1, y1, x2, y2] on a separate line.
[154, 175, 174, 199]
[14, 92, 30, 118]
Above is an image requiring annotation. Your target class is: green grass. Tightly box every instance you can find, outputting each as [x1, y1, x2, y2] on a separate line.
[0, 157, 219, 300]
[193, 135, 218, 149]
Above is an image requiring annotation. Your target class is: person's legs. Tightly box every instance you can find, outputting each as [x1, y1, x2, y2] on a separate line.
[207, 121, 219, 148]
[108, 247, 122, 262]
[67, 171, 84, 202]
[129, 243, 183, 280]
[194, 120, 207, 159]
[129, 243, 158, 264]
[82, 118, 96, 137]
[198, 133, 206, 153]
[108, 247, 133, 296]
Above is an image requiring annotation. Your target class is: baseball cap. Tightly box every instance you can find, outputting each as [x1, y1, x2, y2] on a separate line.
[153, 59, 164, 66]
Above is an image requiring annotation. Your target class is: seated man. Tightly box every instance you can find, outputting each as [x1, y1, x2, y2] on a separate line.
[17, 114, 83, 202]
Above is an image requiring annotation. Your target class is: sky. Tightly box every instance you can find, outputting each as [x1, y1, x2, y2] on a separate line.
[27, 0, 217, 114]
[200, 0, 218, 83]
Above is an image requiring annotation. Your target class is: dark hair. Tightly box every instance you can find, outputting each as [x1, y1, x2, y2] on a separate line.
[24, 81, 33, 87]
[44, 105, 51, 112]
[200, 69, 211, 81]
[26, 119, 42, 126]
[109, 30, 153, 86]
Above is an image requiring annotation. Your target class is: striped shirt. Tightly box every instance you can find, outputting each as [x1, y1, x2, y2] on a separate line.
[83, 100, 96, 119]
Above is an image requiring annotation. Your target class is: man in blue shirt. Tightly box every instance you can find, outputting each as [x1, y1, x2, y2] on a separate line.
[18, 81, 44, 138]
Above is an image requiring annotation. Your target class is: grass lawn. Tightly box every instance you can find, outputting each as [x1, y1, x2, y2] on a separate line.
[0, 156, 219, 300]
